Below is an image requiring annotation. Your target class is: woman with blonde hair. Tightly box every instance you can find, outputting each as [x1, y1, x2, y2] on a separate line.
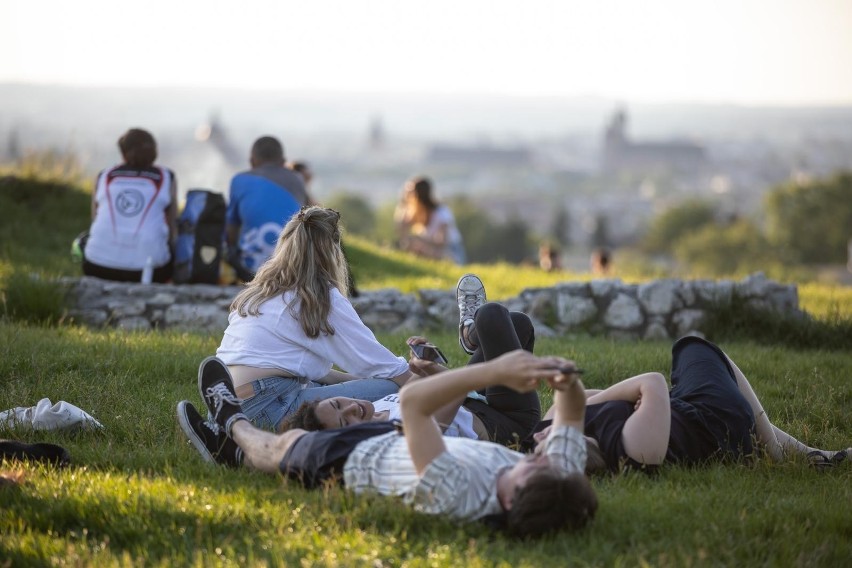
[394, 176, 466, 264]
[208, 206, 413, 432]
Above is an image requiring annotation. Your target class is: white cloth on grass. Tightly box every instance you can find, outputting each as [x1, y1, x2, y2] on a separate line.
[0, 398, 103, 431]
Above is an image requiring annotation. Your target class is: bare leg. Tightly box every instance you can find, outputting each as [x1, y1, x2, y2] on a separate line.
[723, 353, 850, 462]
[231, 419, 304, 474]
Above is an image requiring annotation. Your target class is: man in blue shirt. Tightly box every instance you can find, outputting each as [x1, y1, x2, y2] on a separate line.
[226, 136, 308, 279]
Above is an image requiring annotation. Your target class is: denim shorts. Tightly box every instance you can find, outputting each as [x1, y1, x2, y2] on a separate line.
[240, 376, 400, 431]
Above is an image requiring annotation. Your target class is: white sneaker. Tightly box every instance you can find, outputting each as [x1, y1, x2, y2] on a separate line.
[456, 273, 486, 354]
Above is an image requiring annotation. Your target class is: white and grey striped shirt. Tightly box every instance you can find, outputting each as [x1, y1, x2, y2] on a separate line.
[342, 425, 587, 521]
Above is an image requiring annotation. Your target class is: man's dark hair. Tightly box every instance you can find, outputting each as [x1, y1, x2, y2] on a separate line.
[118, 128, 157, 168]
[251, 136, 285, 164]
[280, 400, 323, 431]
[506, 470, 597, 539]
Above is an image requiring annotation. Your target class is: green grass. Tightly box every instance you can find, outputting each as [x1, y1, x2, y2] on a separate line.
[1, 171, 851, 565]
[1, 324, 850, 566]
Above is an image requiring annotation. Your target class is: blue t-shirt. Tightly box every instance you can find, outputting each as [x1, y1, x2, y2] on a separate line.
[227, 172, 301, 272]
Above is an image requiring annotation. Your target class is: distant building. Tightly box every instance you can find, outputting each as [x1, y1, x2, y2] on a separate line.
[427, 144, 531, 167]
[368, 115, 385, 150]
[602, 109, 705, 175]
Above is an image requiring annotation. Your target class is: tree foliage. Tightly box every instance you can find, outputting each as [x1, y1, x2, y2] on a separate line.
[641, 200, 717, 254]
[764, 171, 852, 264]
[673, 219, 770, 275]
[325, 192, 376, 237]
[447, 196, 533, 263]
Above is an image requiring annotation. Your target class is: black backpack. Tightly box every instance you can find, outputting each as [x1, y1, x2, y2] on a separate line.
[173, 189, 226, 284]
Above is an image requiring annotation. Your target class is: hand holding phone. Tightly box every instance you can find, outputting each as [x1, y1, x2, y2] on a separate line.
[410, 343, 449, 365]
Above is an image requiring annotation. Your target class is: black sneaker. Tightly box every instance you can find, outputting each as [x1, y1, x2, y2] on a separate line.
[177, 401, 243, 467]
[197, 356, 248, 437]
[456, 273, 486, 355]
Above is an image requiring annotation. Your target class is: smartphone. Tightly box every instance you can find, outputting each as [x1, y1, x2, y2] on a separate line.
[410, 343, 449, 365]
[551, 366, 584, 375]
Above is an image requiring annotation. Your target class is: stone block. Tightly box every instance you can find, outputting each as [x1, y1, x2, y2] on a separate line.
[672, 309, 706, 337]
[164, 304, 229, 331]
[589, 279, 622, 300]
[643, 320, 670, 340]
[556, 293, 598, 327]
[148, 292, 176, 308]
[107, 300, 146, 318]
[603, 293, 644, 329]
[638, 279, 683, 315]
[736, 272, 770, 298]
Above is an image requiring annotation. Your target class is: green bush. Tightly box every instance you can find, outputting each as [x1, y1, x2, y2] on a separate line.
[641, 199, 716, 254]
[0, 270, 67, 325]
[765, 171, 852, 264]
[702, 296, 852, 351]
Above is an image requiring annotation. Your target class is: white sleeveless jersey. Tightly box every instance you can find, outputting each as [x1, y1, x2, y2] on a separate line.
[85, 165, 173, 270]
[373, 394, 478, 439]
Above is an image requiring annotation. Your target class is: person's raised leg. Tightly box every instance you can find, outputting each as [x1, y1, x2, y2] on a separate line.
[723, 352, 850, 464]
[467, 306, 535, 365]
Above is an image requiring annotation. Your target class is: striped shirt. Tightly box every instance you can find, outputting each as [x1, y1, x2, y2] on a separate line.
[342, 425, 587, 521]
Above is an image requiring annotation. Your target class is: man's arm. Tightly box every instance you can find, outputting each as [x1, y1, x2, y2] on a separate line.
[400, 349, 569, 475]
[587, 372, 671, 465]
[547, 369, 587, 432]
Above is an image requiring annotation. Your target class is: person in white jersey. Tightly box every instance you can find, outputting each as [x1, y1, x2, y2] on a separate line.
[177, 347, 596, 538]
[83, 128, 177, 283]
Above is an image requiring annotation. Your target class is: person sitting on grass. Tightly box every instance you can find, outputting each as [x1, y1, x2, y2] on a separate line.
[527, 336, 851, 472]
[176, 352, 597, 539]
[213, 206, 415, 434]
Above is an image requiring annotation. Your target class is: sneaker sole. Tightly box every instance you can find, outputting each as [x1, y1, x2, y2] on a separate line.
[176, 400, 215, 464]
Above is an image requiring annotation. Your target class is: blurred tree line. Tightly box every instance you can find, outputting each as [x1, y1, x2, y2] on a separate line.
[326, 170, 852, 273]
[640, 171, 852, 274]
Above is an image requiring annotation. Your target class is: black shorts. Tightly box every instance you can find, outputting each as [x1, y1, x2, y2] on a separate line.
[279, 421, 398, 488]
[667, 336, 756, 463]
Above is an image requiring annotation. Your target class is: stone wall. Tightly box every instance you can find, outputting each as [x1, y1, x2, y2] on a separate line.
[62, 273, 800, 340]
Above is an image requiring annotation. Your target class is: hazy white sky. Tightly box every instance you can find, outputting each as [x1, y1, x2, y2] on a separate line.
[2, 0, 851, 105]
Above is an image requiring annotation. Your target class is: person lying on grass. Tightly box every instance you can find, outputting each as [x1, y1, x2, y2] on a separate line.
[176, 353, 597, 539]
[527, 335, 851, 472]
[285, 290, 544, 447]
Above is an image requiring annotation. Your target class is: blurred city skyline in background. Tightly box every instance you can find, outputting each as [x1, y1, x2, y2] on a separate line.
[2, 0, 852, 267]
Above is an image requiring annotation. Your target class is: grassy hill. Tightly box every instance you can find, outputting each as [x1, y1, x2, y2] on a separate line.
[1, 173, 850, 566]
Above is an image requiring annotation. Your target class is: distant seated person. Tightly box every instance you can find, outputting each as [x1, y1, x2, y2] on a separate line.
[286, 160, 317, 203]
[82, 128, 177, 283]
[539, 241, 562, 272]
[590, 247, 612, 276]
[394, 176, 466, 265]
[226, 136, 307, 281]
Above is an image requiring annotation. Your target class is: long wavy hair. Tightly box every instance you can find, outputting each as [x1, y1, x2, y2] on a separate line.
[403, 176, 438, 228]
[230, 206, 348, 338]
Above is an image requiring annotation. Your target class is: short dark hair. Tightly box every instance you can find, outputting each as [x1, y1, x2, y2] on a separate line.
[585, 439, 607, 474]
[251, 136, 285, 164]
[506, 470, 597, 539]
[118, 128, 157, 168]
[281, 400, 323, 431]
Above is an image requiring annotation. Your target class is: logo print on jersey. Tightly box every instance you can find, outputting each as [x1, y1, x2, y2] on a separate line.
[115, 189, 145, 217]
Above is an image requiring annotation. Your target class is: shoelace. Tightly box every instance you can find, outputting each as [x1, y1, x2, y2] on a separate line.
[460, 293, 481, 323]
[205, 383, 243, 422]
[204, 419, 222, 435]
